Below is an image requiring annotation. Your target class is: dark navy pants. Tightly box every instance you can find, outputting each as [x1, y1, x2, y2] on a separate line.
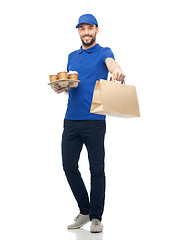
[61, 119, 106, 221]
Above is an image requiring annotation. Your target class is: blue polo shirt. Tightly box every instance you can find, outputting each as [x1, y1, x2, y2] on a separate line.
[65, 43, 114, 120]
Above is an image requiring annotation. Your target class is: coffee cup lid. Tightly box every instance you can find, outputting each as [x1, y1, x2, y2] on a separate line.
[57, 71, 67, 74]
[68, 71, 78, 75]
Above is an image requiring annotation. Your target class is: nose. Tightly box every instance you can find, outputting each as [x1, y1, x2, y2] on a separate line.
[85, 28, 89, 35]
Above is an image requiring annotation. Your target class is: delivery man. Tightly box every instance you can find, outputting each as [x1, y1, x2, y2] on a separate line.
[54, 14, 125, 233]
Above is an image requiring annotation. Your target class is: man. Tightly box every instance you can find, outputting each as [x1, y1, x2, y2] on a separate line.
[54, 14, 125, 233]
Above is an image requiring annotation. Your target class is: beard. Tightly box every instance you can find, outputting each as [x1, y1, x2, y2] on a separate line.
[81, 34, 96, 47]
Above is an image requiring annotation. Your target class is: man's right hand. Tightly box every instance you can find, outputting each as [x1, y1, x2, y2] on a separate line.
[53, 86, 67, 94]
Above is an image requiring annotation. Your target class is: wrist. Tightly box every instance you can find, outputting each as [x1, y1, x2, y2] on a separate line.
[64, 87, 70, 93]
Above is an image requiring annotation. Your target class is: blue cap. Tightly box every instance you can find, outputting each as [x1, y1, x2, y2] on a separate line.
[76, 14, 98, 28]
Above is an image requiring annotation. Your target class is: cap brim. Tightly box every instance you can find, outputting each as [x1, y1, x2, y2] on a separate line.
[76, 21, 98, 28]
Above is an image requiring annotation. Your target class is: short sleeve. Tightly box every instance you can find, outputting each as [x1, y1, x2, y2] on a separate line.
[103, 47, 115, 62]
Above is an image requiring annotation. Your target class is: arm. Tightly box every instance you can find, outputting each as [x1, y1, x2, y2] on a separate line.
[105, 57, 125, 82]
[64, 87, 70, 94]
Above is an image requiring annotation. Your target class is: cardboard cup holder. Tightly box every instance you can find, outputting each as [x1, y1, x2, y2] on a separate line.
[48, 71, 80, 89]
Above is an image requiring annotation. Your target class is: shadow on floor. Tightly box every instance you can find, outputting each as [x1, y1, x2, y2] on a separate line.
[67, 228, 103, 240]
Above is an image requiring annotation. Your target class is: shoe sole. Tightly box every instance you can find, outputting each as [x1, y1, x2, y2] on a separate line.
[67, 219, 90, 229]
[90, 229, 103, 233]
[90, 225, 103, 233]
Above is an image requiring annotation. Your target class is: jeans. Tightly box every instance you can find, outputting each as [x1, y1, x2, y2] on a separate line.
[61, 119, 106, 221]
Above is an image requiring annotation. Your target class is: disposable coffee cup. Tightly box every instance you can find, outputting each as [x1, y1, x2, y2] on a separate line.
[49, 75, 58, 82]
[57, 71, 68, 80]
[68, 71, 78, 80]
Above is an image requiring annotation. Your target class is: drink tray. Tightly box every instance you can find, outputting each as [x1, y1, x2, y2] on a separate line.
[48, 79, 80, 89]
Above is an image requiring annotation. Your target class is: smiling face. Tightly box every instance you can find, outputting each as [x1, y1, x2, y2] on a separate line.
[78, 23, 99, 49]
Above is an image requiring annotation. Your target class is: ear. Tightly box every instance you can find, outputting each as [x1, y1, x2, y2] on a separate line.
[78, 28, 81, 36]
[96, 26, 99, 34]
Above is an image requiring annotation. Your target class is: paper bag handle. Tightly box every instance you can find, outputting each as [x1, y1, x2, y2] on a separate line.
[110, 74, 125, 84]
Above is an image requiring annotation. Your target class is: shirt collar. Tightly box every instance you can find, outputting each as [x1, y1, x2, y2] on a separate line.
[78, 43, 100, 54]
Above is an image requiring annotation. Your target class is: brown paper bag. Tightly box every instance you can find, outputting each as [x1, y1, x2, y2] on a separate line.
[90, 79, 140, 118]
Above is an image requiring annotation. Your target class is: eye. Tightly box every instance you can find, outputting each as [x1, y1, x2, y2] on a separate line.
[79, 26, 84, 30]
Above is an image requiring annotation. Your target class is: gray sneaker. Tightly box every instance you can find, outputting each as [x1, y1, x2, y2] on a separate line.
[90, 219, 103, 233]
[67, 214, 90, 229]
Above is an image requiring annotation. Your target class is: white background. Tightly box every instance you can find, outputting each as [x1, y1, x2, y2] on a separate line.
[0, 0, 176, 239]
